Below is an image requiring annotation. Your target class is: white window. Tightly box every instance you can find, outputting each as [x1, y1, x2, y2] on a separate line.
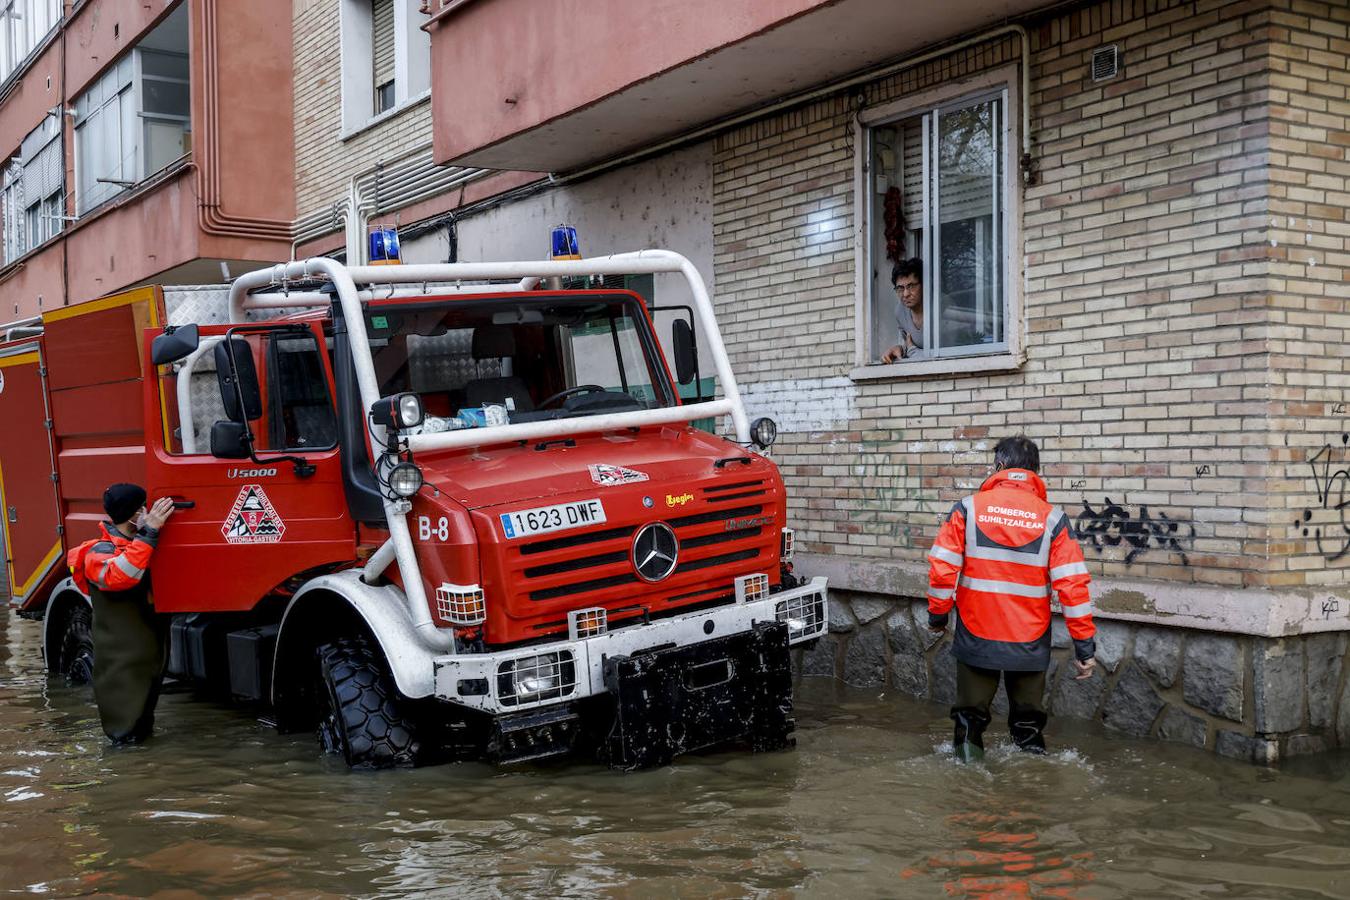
[73, 5, 189, 215]
[856, 69, 1021, 375]
[341, 0, 431, 133]
[0, 1, 60, 85]
[372, 0, 396, 114]
[2, 162, 24, 264]
[1, 112, 63, 264]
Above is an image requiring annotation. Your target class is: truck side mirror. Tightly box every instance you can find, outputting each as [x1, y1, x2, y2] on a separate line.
[672, 318, 698, 386]
[152, 323, 199, 365]
[209, 421, 251, 459]
[214, 337, 262, 422]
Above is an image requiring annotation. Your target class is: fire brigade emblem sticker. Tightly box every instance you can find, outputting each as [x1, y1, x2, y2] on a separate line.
[222, 484, 286, 544]
[588, 463, 649, 487]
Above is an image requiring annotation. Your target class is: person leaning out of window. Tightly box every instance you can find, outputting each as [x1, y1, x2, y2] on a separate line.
[881, 257, 924, 363]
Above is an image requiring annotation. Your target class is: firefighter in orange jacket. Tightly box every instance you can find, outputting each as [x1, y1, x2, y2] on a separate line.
[67, 484, 176, 743]
[926, 437, 1095, 760]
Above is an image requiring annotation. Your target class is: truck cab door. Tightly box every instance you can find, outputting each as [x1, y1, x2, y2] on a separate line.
[143, 322, 357, 612]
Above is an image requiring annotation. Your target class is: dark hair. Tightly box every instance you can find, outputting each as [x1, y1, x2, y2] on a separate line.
[994, 435, 1039, 473]
[891, 257, 923, 285]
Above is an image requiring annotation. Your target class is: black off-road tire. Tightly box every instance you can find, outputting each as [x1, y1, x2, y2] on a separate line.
[57, 604, 96, 686]
[315, 637, 421, 769]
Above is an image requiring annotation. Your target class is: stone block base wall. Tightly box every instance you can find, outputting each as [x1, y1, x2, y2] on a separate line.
[795, 589, 1350, 764]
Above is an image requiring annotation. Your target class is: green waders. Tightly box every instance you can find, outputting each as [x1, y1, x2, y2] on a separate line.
[91, 583, 168, 743]
[952, 661, 1048, 761]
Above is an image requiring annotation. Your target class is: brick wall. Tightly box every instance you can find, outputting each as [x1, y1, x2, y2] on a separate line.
[1264, 2, 1350, 588]
[712, 0, 1350, 595]
[292, 0, 434, 216]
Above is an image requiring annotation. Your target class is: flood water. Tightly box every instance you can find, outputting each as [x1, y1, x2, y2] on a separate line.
[2, 611, 1349, 899]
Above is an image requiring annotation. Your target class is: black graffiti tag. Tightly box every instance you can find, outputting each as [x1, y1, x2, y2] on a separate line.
[1296, 433, 1350, 563]
[1076, 498, 1193, 566]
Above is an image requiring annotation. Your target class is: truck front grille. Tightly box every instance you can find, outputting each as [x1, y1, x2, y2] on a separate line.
[514, 503, 771, 603]
[701, 480, 767, 503]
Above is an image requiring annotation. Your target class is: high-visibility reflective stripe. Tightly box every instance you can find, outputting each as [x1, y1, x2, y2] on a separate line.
[967, 544, 1042, 565]
[1050, 561, 1089, 580]
[1038, 508, 1064, 567]
[928, 586, 954, 599]
[929, 545, 963, 566]
[110, 554, 145, 581]
[1062, 602, 1094, 618]
[959, 575, 1050, 598]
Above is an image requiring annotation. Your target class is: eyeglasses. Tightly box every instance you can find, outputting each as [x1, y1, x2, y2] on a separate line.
[893, 281, 921, 293]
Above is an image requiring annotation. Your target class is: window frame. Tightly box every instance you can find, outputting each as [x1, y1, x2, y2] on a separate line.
[263, 329, 340, 454]
[2, 111, 64, 265]
[73, 45, 190, 216]
[850, 64, 1024, 381]
[339, 0, 431, 139]
[0, 1, 60, 88]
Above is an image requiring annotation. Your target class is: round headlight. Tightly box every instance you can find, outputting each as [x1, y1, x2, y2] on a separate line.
[389, 462, 424, 498]
[398, 393, 424, 428]
[751, 416, 778, 449]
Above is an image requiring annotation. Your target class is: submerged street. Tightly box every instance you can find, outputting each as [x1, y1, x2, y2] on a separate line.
[1, 613, 1347, 898]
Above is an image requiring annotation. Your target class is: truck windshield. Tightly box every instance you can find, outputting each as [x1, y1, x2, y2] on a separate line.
[362, 293, 676, 429]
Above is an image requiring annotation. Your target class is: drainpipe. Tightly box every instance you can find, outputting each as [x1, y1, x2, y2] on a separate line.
[196, 0, 292, 240]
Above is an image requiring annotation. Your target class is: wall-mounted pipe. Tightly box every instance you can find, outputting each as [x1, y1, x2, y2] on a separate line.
[196, 0, 292, 241]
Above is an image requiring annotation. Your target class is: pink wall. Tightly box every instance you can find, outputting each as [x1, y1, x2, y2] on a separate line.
[64, 0, 175, 97]
[0, 239, 64, 320]
[0, 38, 61, 159]
[193, 0, 296, 224]
[429, 0, 828, 163]
[63, 170, 200, 301]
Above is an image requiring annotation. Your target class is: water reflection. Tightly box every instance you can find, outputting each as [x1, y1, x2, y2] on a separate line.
[1, 613, 1348, 896]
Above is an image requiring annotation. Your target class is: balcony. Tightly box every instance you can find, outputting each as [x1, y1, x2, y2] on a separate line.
[427, 0, 1045, 172]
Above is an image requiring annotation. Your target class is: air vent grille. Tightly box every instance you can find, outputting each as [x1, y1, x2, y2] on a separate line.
[1091, 45, 1119, 82]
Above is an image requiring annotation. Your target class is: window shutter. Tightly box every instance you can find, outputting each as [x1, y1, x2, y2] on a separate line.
[21, 119, 62, 206]
[372, 0, 396, 89]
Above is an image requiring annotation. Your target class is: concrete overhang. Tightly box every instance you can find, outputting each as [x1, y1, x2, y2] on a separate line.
[434, 0, 1048, 172]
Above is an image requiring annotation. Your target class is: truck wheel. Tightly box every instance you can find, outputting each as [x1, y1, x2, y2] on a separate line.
[314, 637, 421, 769]
[57, 605, 95, 685]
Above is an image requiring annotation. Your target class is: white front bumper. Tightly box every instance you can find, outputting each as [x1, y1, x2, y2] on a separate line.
[431, 576, 828, 714]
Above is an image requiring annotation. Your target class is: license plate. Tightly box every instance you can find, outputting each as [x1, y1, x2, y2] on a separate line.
[499, 498, 607, 539]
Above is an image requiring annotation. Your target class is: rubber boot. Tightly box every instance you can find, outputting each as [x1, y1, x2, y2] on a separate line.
[952, 708, 991, 763]
[1009, 710, 1048, 754]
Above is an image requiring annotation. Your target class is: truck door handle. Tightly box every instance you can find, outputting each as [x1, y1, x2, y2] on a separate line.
[172, 500, 195, 509]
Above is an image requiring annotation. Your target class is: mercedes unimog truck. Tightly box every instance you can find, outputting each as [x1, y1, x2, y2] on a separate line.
[0, 249, 828, 769]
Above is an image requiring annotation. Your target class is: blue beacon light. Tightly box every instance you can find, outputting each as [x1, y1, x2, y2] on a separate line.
[369, 227, 402, 265]
[550, 224, 581, 260]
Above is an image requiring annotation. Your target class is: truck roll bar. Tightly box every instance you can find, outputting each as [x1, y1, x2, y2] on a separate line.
[226, 251, 752, 653]
[227, 251, 750, 442]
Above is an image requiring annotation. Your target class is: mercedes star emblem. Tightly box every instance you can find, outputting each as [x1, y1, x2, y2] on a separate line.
[632, 521, 679, 582]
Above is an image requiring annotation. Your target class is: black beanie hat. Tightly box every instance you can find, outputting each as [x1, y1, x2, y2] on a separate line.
[103, 483, 147, 525]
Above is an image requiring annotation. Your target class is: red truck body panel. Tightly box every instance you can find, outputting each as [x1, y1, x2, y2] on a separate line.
[0, 340, 62, 608]
[410, 428, 785, 645]
[0, 287, 163, 610]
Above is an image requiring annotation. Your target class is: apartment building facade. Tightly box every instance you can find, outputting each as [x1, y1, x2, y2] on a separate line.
[374, 0, 1345, 763]
[0, 0, 294, 323]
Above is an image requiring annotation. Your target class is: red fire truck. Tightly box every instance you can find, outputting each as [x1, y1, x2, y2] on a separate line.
[0, 250, 827, 768]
